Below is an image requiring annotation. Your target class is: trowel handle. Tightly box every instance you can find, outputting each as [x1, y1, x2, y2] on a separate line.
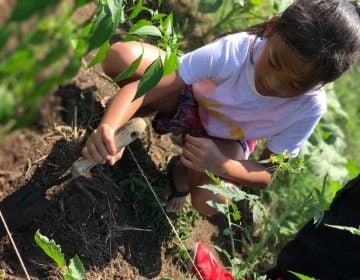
[70, 118, 147, 177]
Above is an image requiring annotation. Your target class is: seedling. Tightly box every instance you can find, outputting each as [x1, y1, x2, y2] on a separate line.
[34, 230, 84, 280]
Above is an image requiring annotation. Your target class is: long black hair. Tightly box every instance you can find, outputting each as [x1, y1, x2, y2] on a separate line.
[221, 0, 360, 85]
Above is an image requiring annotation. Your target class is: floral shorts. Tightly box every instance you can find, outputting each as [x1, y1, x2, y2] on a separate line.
[152, 85, 256, 157]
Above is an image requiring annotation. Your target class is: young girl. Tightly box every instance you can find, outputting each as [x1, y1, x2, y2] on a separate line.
[82, 0, 360, 215]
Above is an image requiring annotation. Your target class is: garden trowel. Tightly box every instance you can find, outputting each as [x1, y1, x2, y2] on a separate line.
[0, 118, 146, 237]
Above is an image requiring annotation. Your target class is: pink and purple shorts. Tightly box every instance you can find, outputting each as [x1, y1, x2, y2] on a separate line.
[152, 86, 256, 157]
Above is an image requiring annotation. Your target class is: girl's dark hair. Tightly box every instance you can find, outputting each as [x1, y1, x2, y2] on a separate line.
[247, 0, 360, 85]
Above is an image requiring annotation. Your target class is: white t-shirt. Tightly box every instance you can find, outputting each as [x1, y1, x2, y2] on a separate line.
[178, 32, 327, 157]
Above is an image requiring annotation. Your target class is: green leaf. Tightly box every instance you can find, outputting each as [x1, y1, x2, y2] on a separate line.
[0, 49, 34, 75]
[22, 76, 58, 106]
[128, 0, 143, 20]
[9, 0, 59, 22]
[200, 184, 248, 201]
[325, 224, 360, 236]
[205, 171, 223, 186]
[134, 56, 163, 100]
[0, 27, 12, 51]
[74, 0, 91, 8]
[113, 52, 144, 83]
[36, 42, 69, 72]
[0, 86, 15, 123]
[66, 255, 85, 280]
[129, 25, 162, 37]
[163, 13, 173, 37]
[252, 204, 263, 223]
[346, 159, 359, 178]
[230, 203, 241, 221]
[88, 41, 110, 67]
[289, 271, 316, 280]
[206, 201, 227, 215]
[163, 52, 178, 76]
[276, 0, 294, 13]
[198, 0, 223, 13]
[88, 3, 116, 52]
[107, 0, 122, 23]
[223, 228, 233, 236]
[61, 56, 82, 82]
[34, 230, 66, 269]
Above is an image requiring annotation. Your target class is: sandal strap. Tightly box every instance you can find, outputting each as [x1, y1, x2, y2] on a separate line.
[167, 156, 190, 201]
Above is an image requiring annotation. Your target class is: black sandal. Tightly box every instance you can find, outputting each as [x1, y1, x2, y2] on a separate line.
[166, 156, 190, 201]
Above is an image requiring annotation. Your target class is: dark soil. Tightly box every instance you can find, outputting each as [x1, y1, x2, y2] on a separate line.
[0, 58, 234, 279]
[0, 2, 252, 279]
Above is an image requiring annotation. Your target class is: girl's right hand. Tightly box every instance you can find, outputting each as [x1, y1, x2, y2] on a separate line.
[82, 124, 124, 166]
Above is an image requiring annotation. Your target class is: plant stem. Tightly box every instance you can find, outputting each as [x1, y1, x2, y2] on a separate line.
[226, 200, 237, 259]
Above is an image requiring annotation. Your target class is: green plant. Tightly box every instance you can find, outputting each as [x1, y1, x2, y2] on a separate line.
[197, 151, 306, 278]
[0, 0, 178, 136]
[34, 230, 85, 280]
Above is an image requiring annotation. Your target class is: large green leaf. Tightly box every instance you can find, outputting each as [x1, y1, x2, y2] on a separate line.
[134, 56, 163, 100]
[34, 230, 66, 269]
[113, 52, 144, 83]
[107, 0, 123, 23]
[88, 3, 117, 52]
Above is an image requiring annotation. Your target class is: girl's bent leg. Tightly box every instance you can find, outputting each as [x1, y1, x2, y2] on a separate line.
[102, 41, 166, 85]
[102, 41, 183, 118]
[188, 138, 246, 216]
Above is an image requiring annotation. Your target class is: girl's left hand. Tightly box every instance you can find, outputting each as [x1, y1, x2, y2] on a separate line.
[181, 134, 227, 173]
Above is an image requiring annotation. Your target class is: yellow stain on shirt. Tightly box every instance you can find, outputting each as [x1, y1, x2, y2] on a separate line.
[197, 97, 223, 108]
[227, 128, 245, 140]
[197, 97, 245, 140]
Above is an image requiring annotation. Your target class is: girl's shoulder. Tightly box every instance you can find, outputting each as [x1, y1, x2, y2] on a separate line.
[219, 32, 255, 46]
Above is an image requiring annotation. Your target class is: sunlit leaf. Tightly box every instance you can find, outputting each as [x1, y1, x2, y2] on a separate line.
[66, 255, 85, 280]
[107, 0, 123, 23]
[206, 201, 227, 215]
[205, 171, 223, 186]
[200, 184, 248, 201]
[289, 271, 316, 280]
[88, 3, 117, 51]
[34, 230, 66, 269]
[134, 56, 163, 100]
[88, 41, 110, 67]
[163, 52, 178, 76]
[129, 25, 162, 37]
[113, 52, 143, 83]
[128, 0, 143, 20]
[325, 224, 360, 236]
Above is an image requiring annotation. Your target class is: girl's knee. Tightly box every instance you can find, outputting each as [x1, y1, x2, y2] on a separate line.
[190, 190, 226, 216]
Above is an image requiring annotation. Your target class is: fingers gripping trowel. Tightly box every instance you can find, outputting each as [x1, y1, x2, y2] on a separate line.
[0, 118, 147, 237]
